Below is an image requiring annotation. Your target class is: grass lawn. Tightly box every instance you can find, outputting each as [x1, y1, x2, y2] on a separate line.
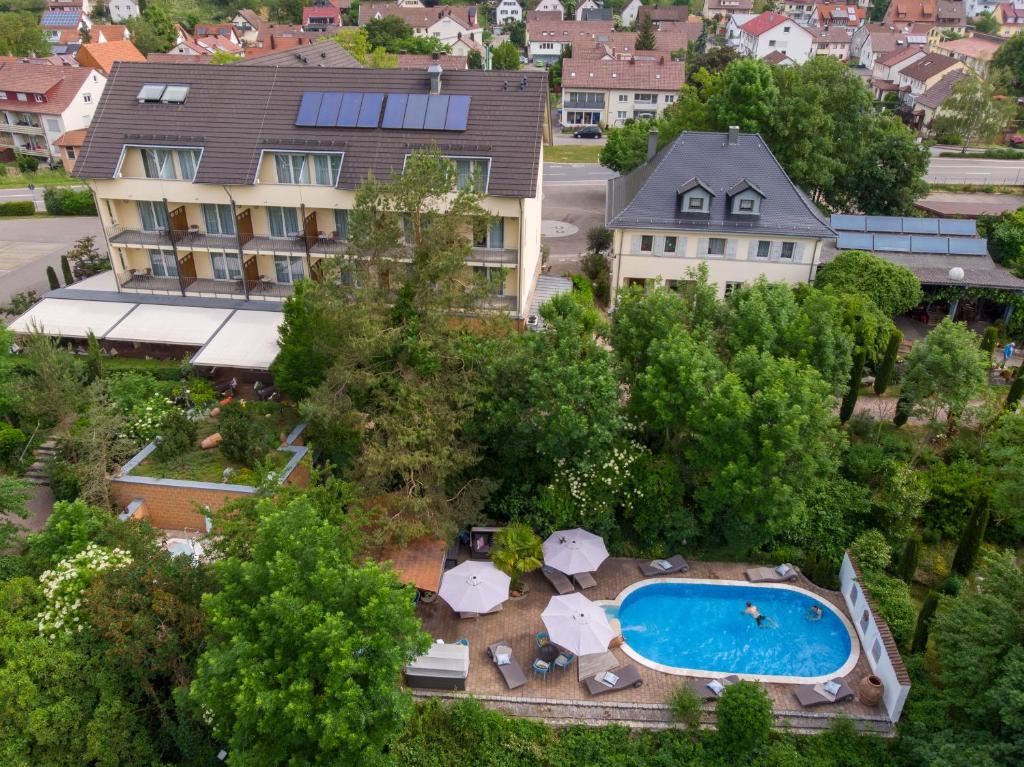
[132, 402, 300, 484]
[545, 144, 603, 164]
[0, 168, 81, 189]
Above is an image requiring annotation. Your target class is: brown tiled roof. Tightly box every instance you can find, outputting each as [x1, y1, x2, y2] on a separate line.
[526, 10, 565, 23]
[571, 30, 690, 59]
[74, 62, 547, 198]
[146, 53, 212, 63]
[815, 3, 866, 24]
[762, 49, 793, 64]
[936, 34, 1004, 62]
[562, 57, 685, 91]
[357, 3, 481, 30]
[194, 23, 235, 37]
[396, 53, 469, 69]
[878, 44, 925, 67]
[812, 25, 855, 44]
[845, 552, 912, 685]
[379, 537, 447, 592]
[900, 51, 959, 82]
[527, 18, 615, 40]
[637, 5, 690, 22]
[915, 67, 968, 109]
[238, 39, 360, 68]
[54, 127, 87, 147]
[0, 62, 97, 113]
[234, 8, 266, 29]
[91, 24, 129, 42]
[75, 40, 145, 75]
[706, 0, 754, 11]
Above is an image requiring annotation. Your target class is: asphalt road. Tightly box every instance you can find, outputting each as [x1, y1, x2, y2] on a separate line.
[544, 163, 617, 185]
[926, 156, 1024, 185]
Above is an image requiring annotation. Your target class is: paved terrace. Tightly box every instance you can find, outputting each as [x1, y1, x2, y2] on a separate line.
[415, 557, 894, 735]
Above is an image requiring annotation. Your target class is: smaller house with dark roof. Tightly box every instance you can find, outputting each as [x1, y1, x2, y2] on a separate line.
[606, 128, 835, 302]
[896, 51, 964, 105]
[912, 68, 968, 134]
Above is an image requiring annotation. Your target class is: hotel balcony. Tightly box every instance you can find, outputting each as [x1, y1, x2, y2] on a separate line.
[117, 271, 295, 301]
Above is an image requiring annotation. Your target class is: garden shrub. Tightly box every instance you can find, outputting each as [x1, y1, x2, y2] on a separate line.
[0, 422, 27, 468]
[850, 529, 891, 574]
[951, 500, 989, 576]
[219, 403, 267, 468]
[911, 590, 940, 653]
[25, 499, 116, 572]
[923, 459, 987, 538]
[715, 682, 773, 759]
[174, 377, 217, 410]
[0, 201, 35, 216]
[15, 153, 38, 172]
[156, 408, 196, 459]
[43, 187, 97, 216]
[669, 686, 703, 735]
[897, 535, 920, 583]
[47, 458, 80, 503]
[863, 572, 916, 648]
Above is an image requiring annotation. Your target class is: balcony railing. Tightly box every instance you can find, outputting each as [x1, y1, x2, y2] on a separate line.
[118, 271, 294, 300]
[8, 121, 44, 135]
[564, 97, 606, 109]
[467, 247, 518, 266]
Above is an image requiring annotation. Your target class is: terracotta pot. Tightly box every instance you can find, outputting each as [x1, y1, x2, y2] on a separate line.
[858, 674, 884, 706]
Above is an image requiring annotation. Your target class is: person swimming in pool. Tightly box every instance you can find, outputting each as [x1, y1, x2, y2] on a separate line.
[744, 601, 766, 627]
[806, 605, 823, 621]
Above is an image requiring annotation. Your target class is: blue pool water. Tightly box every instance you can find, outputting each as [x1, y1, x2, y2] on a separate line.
[615, 582, 852, 678]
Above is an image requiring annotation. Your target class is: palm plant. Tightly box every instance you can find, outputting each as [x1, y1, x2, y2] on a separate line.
[491, 523, 542, 594]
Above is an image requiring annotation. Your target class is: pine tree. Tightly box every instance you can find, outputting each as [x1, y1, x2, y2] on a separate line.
[46, 266, 59, 290]
[874, 329, 902, 395]
[60, 255, 74, 286]
[951, 498, 990, 576]
[893, 394, 911, 426]
[839, 348, 866, 423]
[84, 331, 102, 384]
[981, 325, 999, 358]
[1007, 366, 1024, 410]
[911, 591, 939, 653]
[635, 13, 656, 51]
[897, 535, 920, 583]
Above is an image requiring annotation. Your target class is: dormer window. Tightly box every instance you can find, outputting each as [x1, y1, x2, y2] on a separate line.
[677, 176, 715, 215]
[727, 178, 765, 216]
[687, 196, 706, 211]
[739, 198, 755, 212]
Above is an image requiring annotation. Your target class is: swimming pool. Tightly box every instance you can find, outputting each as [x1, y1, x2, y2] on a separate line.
[606, 579, 858, 682]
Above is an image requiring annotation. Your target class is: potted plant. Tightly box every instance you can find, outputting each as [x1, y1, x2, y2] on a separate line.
[491, 523, 542, 598]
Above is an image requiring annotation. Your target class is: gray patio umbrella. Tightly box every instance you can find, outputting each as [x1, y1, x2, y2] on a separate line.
[541, 592, 615, 656]
[542, 528, 609, 575]
[438, 560, 511, 614]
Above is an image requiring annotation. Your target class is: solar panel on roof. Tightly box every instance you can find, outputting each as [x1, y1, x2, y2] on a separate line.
[296, 92, 322, 126]
[137, 83, 167, 103]
[337, 92, 363, 127]
[866, 216, 903, 233]
[902, 218, 939, 234]
[939, 219, 977, 236]
[403, 94, 429, 130]
[836, 232, 874, 250]
[41, 10, 79, 25]
[381, 94, 408, 129]
[875, 234, 911, 252]
[911, 236, 949, 254]
[357, 93, 384, 127]
[948, 238, 988, 255]
[423, 94, 450, 130]
[316, 92, 342, 127]
[445, 95, 471, 131]
[831, 214, 866, 231]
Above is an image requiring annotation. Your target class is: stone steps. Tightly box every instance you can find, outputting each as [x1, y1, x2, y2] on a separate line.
[410, 691, 895, 737]
[23, 439, 57, 486]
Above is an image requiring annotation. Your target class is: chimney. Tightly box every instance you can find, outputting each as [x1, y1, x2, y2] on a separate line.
[428, 52, 443, 94]
[647, 130, 658, 162]
[727, 125, 739, 145]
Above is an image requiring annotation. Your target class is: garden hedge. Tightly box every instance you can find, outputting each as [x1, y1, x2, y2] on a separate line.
[0, 201, 35, 217]
[43, 188, 97, 216]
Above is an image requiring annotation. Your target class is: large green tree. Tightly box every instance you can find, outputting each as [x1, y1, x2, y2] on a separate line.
[0, 11, 49, 56]
[991, 32, 1024, 95]
[814, 250, 923, 318]
[126, 5, 176, 56]
[932, 75, 1018, 152]
[901, 318, 990, 426]
[190, 495, 430, 766]
[491, 40, 521, 70]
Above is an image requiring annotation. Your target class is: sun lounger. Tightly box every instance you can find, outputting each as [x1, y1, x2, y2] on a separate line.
[542, 565, 575, 595]
[639, 555, 690, 577]
[487, 640, 527, 690]
[458, 604, 503, 620]
[745, 565, 799, 583]
[684, 675, 740, 701]
[573, 571, 597, 590]
[794, 678, 855, 708]
[584, 664, 644, 696]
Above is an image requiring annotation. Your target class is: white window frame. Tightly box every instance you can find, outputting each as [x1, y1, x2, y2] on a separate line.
[781, 241, 796, 260]
[707, 237, 727, 256]
[664, 235, 677, 253]
[265, 150, 344, 186]
[755, 240, 771, 259]
[402, 154, 491, 194]
[114, 144, 204, 181]
[210, 251, 242, 280]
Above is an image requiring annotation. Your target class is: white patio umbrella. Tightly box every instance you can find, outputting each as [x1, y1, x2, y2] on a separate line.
[541, 592, 615, 656]
[437, 560, 511, 614]
[542, 528, 609, 575]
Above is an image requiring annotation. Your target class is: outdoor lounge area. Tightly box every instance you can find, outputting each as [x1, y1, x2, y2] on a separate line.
[415, 555, 899, 734]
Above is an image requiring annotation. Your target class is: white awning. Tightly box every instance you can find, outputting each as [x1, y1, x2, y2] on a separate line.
[190, 310, 282, 370]
[104, 304, 232, 346]
[7, 299, 134, 339]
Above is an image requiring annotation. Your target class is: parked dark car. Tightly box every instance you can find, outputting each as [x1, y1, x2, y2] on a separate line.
[573, 126, 602, 139]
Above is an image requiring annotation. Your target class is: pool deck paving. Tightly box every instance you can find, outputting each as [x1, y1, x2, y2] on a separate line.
[414, 556, 893, 735]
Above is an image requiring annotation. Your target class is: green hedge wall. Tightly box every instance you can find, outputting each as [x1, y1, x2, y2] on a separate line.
[0, 201, 35, 217]
[43, 188, 97, 216]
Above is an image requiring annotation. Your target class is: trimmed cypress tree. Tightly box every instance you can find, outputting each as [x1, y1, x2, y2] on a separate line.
[1007, 367, 1024, 410]
[894, 394, 911, 426]
[840, 348, 867, 423]
[84, 331, 102, 384]
[874, 329, 902, 395]
[911, 591, 940, 653]
[981, 325, 999, 357]
[60, 255, 74, 286]
[46, 266, 59, 290]
[897, 535, 920, 583]
[951, 499, 990, 576]
[635, 13, 656, 50]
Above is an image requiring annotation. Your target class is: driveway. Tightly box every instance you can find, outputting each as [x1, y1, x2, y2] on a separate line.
[0, 215, 103, 310]
[542, 163, 613, 270]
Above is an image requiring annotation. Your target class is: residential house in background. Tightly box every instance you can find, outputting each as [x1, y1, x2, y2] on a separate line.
[780, 1, 820, 24]
[533, 0, 565, 18]
[193, 23, 239, 41]
[852, 22, 930, 69]
[606, 128, 834, 302]
[303, 4, 342, 31]
[73, 62, 549, 324]
[620, 0, 644, 27]
[526, 17, 615, 64]
[571, 29, 690, 60]
[703, 0, 755, 20]
[91, 24, 130, 43]
[75, 40, 145, 75]
[640, 4, 699, 25]
[494, 0, 523, 27]
[247, 24, 324, 54]
[762, 49, 796, 65]
[811, 25, 856, 60]
[395, 53, 468, 68]
[575, 0, 600, 20]
[232, 9, 266, 46]
[0, 62, 106, 164]
[966, 0, 999, 15]
[54, 127, 86, 172]
[107, 0, 140, 22]
[237, 39, 361, 67]
[730, 12, 816, 64]
[883, 0, 967, 43]
[912, 68, 968, 133]
[560, 57, 686, 126]
[934, 33, 1004, 77]
[581, 6, 614, 20]
[812, 3, 867, 26]
[994, 3, 1024, 35]
[41, 8, 85, 46]
[896, 51, 964, 105]
[870, 44, 927, 98]
[358, 4, 483, 47]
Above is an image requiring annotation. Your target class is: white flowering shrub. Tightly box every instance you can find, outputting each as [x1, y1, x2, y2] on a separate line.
[37, 543, 132, 638]
[123, 395, 177, 445]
